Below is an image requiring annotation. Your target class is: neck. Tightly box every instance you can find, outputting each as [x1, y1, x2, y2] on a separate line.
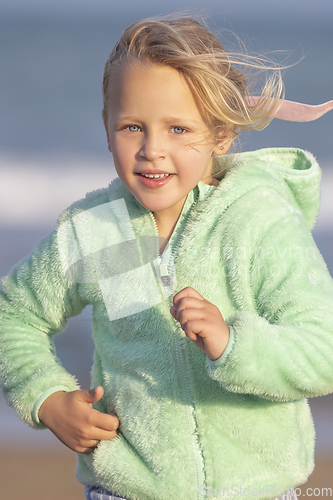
[152, 212, 179, 242]
[151, 195, 187, 244]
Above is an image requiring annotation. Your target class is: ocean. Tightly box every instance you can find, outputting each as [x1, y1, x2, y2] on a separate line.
[0, 6, 332, 451]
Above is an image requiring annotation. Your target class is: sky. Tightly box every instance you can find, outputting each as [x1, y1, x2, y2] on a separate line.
[1, 0, 332, 231]
[1, 0, 333, 24]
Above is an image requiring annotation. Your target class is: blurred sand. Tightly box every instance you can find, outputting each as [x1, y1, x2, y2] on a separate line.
[0, 448, 84, 500]
[0, 448, 331, 500]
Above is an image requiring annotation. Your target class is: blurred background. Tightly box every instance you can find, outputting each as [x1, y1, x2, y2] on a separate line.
[0, 1, 332, 499]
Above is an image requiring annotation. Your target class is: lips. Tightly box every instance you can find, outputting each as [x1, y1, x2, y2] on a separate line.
[136, 171, 174, 189]
[139, 173, 170, 179]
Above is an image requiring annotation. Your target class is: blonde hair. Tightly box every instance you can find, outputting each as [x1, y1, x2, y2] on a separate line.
[102, 16, 284, 157]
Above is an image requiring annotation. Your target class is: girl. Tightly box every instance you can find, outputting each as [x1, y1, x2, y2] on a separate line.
[1, 16, 333, 500]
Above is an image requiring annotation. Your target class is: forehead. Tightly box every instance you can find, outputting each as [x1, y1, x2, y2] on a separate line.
[106, 62, 205, 122]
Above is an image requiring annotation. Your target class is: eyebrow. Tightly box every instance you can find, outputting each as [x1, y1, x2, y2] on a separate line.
[164, 116, 201, 127]
[115, 116, 202, 126]
[163, 117, 201, 126]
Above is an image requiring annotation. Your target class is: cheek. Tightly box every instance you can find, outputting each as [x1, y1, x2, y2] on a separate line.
[179, 135, 214, 158]
[111, 142, 133, 169]
[114, 135, 142, 161]
[176, 146, 212, 171]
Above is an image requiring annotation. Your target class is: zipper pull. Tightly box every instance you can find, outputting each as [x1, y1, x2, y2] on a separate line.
[160, 263, 171, 287]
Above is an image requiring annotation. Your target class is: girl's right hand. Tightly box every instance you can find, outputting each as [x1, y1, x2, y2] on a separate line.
[38, 386, 119, 454]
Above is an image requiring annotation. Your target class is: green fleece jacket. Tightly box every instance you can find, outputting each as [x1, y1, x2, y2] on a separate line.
[1, 148, 333, 500]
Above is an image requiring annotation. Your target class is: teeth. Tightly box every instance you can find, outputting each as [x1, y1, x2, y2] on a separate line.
[141, 173, 170, 179]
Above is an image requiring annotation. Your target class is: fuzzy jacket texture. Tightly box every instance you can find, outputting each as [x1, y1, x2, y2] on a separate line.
[1, 148, 333, 500]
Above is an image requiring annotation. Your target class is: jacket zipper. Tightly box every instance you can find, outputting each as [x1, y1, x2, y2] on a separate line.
[173, 324, 206, 497]
[150, 211, 206, 499]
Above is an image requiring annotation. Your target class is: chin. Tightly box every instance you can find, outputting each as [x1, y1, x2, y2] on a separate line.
[137, 198, 172, 213]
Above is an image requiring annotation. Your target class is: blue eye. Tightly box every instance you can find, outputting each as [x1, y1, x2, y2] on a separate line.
[172, 126, 186, 134]
[127, 125, 141, 132]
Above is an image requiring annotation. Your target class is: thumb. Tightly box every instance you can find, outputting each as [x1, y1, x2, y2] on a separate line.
[81, 386, 104, 404]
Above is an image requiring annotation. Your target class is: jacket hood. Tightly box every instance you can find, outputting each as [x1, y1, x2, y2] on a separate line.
[215, 148, 321, 229]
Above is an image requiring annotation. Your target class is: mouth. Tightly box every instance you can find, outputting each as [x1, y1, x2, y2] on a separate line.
[136, 171, 174, 189]
[137, 173, 171, 179]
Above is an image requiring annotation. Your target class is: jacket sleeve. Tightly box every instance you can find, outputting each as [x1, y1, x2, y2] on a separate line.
[207, 190, 333, 402]
[0, 222, 87, 429]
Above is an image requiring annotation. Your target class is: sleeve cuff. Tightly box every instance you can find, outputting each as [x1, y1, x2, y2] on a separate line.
[207, 326, 236, 370]
[32, 385, 74, 425]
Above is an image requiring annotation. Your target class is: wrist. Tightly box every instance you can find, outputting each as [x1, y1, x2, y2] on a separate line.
[207, 326, 235, 367]
[34, 386, 71, 425]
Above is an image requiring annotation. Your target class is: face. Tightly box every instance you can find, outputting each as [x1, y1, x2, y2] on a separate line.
[105, 62, 228, 223]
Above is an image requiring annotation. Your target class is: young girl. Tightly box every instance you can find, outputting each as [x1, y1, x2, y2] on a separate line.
[1, 16, 333, 500]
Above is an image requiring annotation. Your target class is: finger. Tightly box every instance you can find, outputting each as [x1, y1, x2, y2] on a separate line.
[87, 427, 118, 441]
[80, 386, 104, 404]
[91, 410, 119, 431]
[171, 289, 205, 319]
[82, 447, 98, 454]
[172, 287, 204, 306]
[183, 319, 207, 341]
[176, 303, 209, 328]
[79, 441, 101, 454]
[176, 306, 202, 326]
[170, 304, 177, 318]
[171, 298, 206, 324]
[176, 297, 206, 313]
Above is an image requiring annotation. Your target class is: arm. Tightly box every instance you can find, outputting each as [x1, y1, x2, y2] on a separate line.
[0, 226, 86, 428]
[207, 208, 333, 401]
[0, 224, 120, 451]
[171, 193, 333, 401]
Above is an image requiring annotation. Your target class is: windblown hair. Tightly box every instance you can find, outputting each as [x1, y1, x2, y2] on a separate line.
[102, 16, 284, 150]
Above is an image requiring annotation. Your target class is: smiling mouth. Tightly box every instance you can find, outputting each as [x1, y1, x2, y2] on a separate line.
[138, 173, 171, 179]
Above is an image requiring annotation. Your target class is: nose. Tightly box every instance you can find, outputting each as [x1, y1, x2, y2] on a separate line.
[139, 132, 166, 161]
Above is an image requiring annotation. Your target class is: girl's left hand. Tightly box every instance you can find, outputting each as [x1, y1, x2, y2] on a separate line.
[170, 287, 230, 361]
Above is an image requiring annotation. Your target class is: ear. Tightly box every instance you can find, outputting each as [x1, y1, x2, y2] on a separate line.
[212, 126, 234, 156]
[212, 136, 233, 156]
